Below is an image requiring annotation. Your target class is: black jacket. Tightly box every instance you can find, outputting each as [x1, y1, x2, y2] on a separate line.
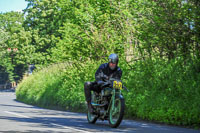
[95, 63, 122, 81]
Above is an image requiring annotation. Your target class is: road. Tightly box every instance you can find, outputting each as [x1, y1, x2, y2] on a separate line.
[0, 90, 199, 133]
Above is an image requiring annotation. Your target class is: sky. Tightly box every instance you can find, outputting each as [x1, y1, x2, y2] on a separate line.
[0, 0, 28, 13]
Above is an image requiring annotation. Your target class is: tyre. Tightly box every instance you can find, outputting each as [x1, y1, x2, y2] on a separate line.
[108, 97, 125, 128]
[87, 110, 98, 124]
[87, 92, 98, 124]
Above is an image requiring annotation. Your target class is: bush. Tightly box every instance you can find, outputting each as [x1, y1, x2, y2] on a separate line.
[16, 58, 200, 128]
[124, 58, 200, 128]
[16, 61, 101, 112]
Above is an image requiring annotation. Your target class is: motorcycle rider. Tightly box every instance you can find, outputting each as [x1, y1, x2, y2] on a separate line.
[84, 53, 122, 113]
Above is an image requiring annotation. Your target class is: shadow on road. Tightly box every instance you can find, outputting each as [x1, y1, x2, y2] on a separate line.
[0, 130, 67, 133]
[0, 89, 15, 92]
[0, 103, 44, 110]
[0, 112, 138, 133]
[0, 90, 199, 133]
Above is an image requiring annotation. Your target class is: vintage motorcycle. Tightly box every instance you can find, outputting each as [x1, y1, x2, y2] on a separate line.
[87, 75, 128, 128]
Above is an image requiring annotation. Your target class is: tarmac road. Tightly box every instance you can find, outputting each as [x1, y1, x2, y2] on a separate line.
[0, 90, 199, 133]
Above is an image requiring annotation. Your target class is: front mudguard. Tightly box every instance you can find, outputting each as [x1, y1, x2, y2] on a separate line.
[115, 90, 124, 99]
[118, 94, 124, 100]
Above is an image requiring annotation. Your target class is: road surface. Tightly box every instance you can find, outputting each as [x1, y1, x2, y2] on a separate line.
[0, 90, 199, 133]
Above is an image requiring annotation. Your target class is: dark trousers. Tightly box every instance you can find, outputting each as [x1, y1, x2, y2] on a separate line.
[84, 81, 101, 103]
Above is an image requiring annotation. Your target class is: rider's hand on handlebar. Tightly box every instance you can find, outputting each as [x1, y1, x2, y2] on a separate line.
[99, 72, 109, 81]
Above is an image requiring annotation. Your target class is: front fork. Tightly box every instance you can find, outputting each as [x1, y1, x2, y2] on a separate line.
[111, 89, 116, 113]
[108, 89, 121, 114]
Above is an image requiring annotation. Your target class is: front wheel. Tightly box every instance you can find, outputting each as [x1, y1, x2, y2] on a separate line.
[108, 97, 125, 128]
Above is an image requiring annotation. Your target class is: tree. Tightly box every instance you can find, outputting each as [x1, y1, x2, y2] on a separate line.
[23, 0, 62, 64]
[0, 12, 34, 82]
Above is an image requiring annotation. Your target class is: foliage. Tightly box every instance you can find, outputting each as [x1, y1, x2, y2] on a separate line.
[0, 12, 34, 81]
[2, 0, 200, 129]
[51, 0, 130, 61]
[16, 61, 101, 111]
[124, 57, 200, 127]
[16, 58, 200, 128]
[23, 0, 62, 64]
[2, 0, 200, 81]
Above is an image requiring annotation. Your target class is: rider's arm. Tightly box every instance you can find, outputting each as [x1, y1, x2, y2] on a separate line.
[114, 68, 122, 80]
[95, 64, 106, 81]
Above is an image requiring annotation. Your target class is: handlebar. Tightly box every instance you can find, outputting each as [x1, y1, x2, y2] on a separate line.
[123, 85, 129, 92]
[97, 71, 129, 92]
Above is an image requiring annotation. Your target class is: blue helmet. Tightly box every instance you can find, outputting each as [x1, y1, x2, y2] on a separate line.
[108, 53, 119, 66]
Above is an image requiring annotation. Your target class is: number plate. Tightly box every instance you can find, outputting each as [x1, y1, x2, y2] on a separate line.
[113, 81, 122, 90]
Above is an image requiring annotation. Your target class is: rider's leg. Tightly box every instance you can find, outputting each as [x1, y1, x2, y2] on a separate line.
[84, 82, 92, 103]
[84, 82, 94, 112]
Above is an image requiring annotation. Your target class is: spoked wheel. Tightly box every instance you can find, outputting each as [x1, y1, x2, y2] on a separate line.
[87, 92, 98, 124]
[87, 110, 98, 124]
[108, 98, 125, 128]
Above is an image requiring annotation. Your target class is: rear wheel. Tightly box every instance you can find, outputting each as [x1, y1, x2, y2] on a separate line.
[87, 110, 98, 124]
[87, 92, 98, 124]
[108, 97, 125, 128]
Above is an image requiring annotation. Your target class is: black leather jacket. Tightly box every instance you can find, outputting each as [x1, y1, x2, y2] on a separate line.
[95, 63, 122, 81]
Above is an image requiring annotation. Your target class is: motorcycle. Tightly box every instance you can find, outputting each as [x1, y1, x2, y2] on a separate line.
[87, 74, 128, 128]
